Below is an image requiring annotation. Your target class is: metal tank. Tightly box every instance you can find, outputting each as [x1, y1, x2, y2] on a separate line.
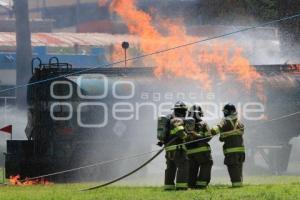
[5, 58, 300, 180]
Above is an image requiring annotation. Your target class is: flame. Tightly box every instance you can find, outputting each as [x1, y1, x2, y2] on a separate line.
[288, 64, 300, 74]
[107, 0, 264, 98]
[9, 175, 22, 185]
[9, 175, 52, 186]
[98, 0, 109, 7]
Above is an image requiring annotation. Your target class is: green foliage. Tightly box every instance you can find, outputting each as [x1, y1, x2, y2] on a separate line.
[244, 0, 280, 20]
[195, 0, 280, 25]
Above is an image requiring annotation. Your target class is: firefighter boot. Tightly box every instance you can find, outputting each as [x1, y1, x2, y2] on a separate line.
[227, 164, 243, 187]
[174, 150, 189, 190]
[164, 154, 176, 190]
[197, 162, 212, 189]
[188, 158, 198, 189]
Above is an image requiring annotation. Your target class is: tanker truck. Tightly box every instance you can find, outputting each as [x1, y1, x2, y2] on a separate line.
[5, 58, 300, 181]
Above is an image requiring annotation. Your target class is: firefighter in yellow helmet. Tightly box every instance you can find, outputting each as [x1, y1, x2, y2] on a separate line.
[211, 104, 245, 187]
[157, 101, 189, 190]
[185, 104, 213, 189]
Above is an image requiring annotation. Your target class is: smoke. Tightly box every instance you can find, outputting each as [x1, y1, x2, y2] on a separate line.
[99, 0, 300, 183]
[109, 0, 263, 93]
[1, 67, 299, 185]
[1, 0, 300, 185]
[0, 104, 28, 166]
[0, 106, 27, 140]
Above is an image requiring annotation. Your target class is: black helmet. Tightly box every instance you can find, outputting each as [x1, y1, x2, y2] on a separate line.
[188, 104, 204, 119]
[172, 101, 188, 110]
[223, 103, 237, 117]
[172, 101, 188, 117]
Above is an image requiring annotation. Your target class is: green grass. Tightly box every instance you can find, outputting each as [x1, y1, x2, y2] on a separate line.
[0, 176, 299, 200]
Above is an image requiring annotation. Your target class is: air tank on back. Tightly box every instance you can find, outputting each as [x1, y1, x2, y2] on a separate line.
[5, 58, 300, 180]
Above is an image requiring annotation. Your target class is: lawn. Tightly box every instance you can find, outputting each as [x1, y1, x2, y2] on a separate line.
[0, 176, 299, 200]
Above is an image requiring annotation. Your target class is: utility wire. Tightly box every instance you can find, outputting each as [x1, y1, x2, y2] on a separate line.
[4, 109, 298, 185]
[1, 12, 300, 95]
[256, 111, 300, 124]
[81, 110, 300, 191]
[2, 12, 300, 187]
[18, 149, 161, 182]
[1, 110, 298, 187]
[81, 146, 165, 191]
[18, 136, 214, 183]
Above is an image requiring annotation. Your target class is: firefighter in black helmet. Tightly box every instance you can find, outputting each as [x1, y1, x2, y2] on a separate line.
[211, 104, 245, 187]
[186, 104, 213, 189]
[162, 101, 189, 190]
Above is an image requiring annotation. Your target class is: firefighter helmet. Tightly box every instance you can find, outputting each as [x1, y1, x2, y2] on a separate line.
[223, 104, 237, 117]
[188, 104, 204, 118]
[172, 101, 188, 110]
[172, 101, 188, 117]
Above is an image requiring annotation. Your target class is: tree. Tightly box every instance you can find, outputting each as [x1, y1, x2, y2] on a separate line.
[193, 0, 300, 58]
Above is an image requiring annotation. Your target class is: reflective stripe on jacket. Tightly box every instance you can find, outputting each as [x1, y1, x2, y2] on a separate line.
[223, 146, 245, 154]
[186, 146, 211, 155]
[211, 115, 245, 155]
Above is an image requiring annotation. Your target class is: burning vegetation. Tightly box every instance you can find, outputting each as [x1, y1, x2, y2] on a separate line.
[9, 175, 52, 186]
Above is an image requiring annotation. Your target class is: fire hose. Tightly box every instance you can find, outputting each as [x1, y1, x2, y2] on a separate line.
[1, 111, 299, 188]
[81, 110, 300, 191]
[80, 142, 168, 191]
[0, 10, 299, 188]
[81, 136, 210, 191]
[0, 136, 211, 186]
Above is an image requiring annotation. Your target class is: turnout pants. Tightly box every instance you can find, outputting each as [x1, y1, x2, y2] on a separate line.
[224, 153, 245, 187]
[188, 152, 213, 188]
[164, 149, 189, 190]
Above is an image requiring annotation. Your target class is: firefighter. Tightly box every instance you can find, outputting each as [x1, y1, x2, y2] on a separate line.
[157, 101, 189, 190]
[186, 104, 213, 189]
[211, 104, 245, 187]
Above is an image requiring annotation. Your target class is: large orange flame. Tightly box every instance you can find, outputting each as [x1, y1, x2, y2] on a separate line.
[9, 175, 52, 186]
[107, 0, 263, 95]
